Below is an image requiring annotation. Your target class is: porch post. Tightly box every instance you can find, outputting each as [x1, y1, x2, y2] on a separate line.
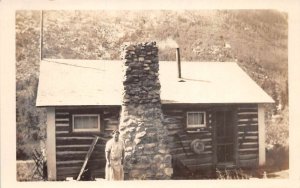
[46, 107, 57, 180]
[258, 104, 266, 166]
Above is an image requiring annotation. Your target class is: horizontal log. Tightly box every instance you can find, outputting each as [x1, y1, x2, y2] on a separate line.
[163, 117, 182, 123]
[237, 105, 257, 109]
[55, 115, 69, 120]
[181, 156, 213, 165]
[57, 150, 105, 157]
[103, 118, 119, 122]
[56, 137, 96, 145]
[57, 151, 88, 155]
[164, 109, 184, 113]
[238, 136, 258, 140]
[105, 123, 119, 127]
[103, 110, 120, 114]
[191, 138, 212, 142]
[167, 129, 182, 135]
[55, 109, 70, 113]
[56, 152, 87, 161]
[56, 144, 105, 149]
[189, 151, 213, 156]
[239, 159, 258, 167]
[239, 148, 258, 152]
[57, 136, 94, 140]
[56, 134, 110, 140]
[173, 153, 188, 159]
[56, 120, 70, 124]
[165, 115, 184, 119]
[56, 118, 70, 121]
[237, 122, 258, 126]
[175, 139, 213, 147]
[239, 143, 258, 149]
[239, 150, 258, 155]
[163, 112, 184, 116]
[237, 118, 258, 123]
[177, 132, 188, 137]
[104, 126, 118, 131]
[55, 112, 69, 115]
[237, 112, 258, 115]
[184, 132, 212, 138]
[56, 131, 69, 135]
[237, 131, 258, 135]
[56, 126, 69, 132]
[165, 123, 183, 130]
[181, 145, 213, 152]
[56, 123, 69, 127]
[239, 141, 258, 146]
[56, 152, 105, 161]
[180, 132, 212, 139]
[187, 163, 212, 171]
[237, 126, 258, 132]
[170, 147, 186, 154]
[55, 133, 111, 140]
[238, 138, 258, 143]
[239, 154, 258, 160]
[57, 160, 84, 166]
[237, 113, 258, 119]
[56, 144, 105, 152]
[57, 159, 106, 168]
[237, 109, 257, 113]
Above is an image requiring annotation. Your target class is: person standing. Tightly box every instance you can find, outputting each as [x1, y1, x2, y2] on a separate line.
[105, 130, 125, 180]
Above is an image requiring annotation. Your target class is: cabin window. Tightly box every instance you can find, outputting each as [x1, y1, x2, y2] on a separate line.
[72, 114, 100, 132]
[186, 111, 206, 128]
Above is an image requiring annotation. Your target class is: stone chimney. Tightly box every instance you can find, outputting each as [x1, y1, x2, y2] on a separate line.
[119, 42, 173, 180]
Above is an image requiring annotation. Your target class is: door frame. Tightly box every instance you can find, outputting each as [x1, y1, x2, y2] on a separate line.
[212, 106, 238, 168]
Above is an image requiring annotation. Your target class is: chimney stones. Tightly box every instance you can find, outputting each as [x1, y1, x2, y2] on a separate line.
[119, 42, 173, 180]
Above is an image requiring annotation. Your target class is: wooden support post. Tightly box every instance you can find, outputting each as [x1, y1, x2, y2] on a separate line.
[258, 104, 266, 166]
[76, 136, 99, 181]
[46, 107, 56, 180]
[233, 107, 240, 168]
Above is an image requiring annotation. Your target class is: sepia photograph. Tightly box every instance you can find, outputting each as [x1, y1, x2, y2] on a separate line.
[14, 9, 289, 182]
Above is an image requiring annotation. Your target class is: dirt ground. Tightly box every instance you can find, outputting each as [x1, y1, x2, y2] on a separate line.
[17, 160, 289, 181]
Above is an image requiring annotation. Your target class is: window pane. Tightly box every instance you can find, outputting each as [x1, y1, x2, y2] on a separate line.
[187, 112, 205, 127]
[74, 115, 98, 129]
[187, 113, 194, 125]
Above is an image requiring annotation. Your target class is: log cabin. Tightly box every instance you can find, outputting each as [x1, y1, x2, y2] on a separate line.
[36, 54, 274, 180]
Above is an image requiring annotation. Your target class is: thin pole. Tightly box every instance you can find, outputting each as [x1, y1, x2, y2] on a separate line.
[40, 10, 44, 61]
[176, 48, 181, 79]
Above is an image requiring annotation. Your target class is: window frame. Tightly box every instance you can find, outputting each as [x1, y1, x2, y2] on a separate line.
[186, 111, 207, 128]
[72, 114, 101, 133]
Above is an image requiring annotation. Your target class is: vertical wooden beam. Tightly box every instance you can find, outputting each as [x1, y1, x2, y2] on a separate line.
[233, 107, 240, 168]
[258, 104, 266, 166]
[47, 107, 56, 180]
[211, 110, 217, 166]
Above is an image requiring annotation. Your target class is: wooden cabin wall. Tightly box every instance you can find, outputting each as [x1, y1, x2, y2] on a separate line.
[54, 107, 120, 180]
[236, 104, 259, 168]
[162, 105, 214, 174]
[162, 104, 260, 174]
[53, 104, 259, 180]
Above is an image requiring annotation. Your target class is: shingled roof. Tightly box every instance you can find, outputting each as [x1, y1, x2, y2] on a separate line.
[36, 59, 274, 107]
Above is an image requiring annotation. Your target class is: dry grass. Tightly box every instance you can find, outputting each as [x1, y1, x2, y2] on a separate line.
[17, 160, 43, 181]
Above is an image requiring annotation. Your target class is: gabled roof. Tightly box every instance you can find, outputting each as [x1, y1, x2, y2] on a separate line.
[36, 59, 274, 107]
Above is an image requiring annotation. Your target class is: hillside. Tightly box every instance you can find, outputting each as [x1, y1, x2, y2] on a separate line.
[15, 10, 288, 160]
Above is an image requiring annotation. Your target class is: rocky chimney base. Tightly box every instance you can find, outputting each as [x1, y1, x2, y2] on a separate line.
[119, 42, 173, 180]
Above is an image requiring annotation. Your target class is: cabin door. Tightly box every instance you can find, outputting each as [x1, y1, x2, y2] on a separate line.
[215, 110, 235, 165]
